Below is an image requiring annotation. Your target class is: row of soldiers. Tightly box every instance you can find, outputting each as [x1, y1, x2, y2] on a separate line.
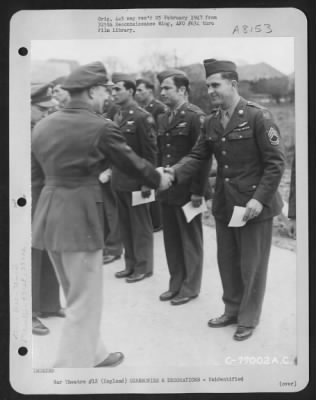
[31, 59, 287, 368]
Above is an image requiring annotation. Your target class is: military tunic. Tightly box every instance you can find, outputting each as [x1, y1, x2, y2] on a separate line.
[111, 102, 158, 275]
[174, 97, 285, 326]
[32, 99, 160, 252]
[157, 102, 211, 297]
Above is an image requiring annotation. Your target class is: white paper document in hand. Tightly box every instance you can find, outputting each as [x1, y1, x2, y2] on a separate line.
[132, 190, 155, 206]
[182, 198, 207, 223]
[228, 206, 247, 227]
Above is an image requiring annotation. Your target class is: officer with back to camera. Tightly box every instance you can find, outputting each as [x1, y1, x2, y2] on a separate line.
[31, 62, 172, 367]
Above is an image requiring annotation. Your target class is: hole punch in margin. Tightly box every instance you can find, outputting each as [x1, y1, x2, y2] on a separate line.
[18, 347, 28, 356]
[17, 197, 27, 207]
[18, 47, 28, 56]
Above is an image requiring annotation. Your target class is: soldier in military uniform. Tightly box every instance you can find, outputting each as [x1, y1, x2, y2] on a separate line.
[51, 76, 70, 109]
[31, 83, 65, 336]
[111, 73, 158, 283]
[135, 78, 167, 123]
[170, 59, 285, 339]
[136, 78, 167, 232]
[156, 69, 211, 306]
[32, 62, 171, 367]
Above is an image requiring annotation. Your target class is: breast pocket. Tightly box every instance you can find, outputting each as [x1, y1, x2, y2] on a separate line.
[171, 126, 189, 137]
[122, 124, 136, 135]
[122, 124, 137, 148]
[227, 129, 253, 140]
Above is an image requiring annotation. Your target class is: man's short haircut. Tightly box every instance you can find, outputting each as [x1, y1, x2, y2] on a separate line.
[172, 75, 190, 94]
[220, 71, 239, 82]
[136, 79, 155, 91]
[122, 80, 136, 96]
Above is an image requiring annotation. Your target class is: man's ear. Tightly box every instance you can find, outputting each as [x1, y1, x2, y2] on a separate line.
[88, 86, 95, 99]
[177, 85, 185, 95]
[231, 80, 239, 89]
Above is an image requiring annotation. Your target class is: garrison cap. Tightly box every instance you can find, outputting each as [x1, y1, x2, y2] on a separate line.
[62, 62, 112, 90]
[157, 69, 188, 84]
[112, 73, 136, 86]
[51, 75, 67, 87]
[203, 59, 237, 77]
[135, 78, 155, 90]
[31, 83, 55, 107]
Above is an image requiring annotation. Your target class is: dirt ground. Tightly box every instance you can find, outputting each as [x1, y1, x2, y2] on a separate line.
[32, 226, 296, 374]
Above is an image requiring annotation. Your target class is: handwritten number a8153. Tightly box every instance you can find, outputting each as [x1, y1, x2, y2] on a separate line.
[232, 24, 272, 35]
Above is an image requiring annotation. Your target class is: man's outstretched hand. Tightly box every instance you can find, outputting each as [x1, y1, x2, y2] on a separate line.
[156, 167, 175, 191]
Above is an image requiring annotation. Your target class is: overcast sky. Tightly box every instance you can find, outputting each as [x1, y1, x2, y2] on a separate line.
[31, 37, 294, 75]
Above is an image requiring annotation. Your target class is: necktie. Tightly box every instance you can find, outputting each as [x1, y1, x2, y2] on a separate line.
[116, 110, 123, 124]
[221, 110, 230, 129]
[168, 110, 176, 124]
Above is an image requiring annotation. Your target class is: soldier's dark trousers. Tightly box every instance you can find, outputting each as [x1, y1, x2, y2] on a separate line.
[215, 218, 273, 328]
[102, 183, 123, 257]
[32, 248, 61, 315]
[150, 201, 162, 230]
[162, 204, 203, 297]
[116, 191, 153, 275]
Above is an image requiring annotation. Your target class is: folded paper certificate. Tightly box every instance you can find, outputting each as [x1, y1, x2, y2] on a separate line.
[132, 190, 155, 206]
[228, 206, 247, 227]
[182, 198, 207, 223]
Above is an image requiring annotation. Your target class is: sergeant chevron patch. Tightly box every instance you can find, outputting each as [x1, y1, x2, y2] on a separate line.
[267, 127, 280, 145]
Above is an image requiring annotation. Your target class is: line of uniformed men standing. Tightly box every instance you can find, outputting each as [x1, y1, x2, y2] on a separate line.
[31, 58, 286, 367]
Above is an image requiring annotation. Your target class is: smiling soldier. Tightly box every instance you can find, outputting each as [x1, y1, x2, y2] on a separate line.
[169, 59, 285, 340]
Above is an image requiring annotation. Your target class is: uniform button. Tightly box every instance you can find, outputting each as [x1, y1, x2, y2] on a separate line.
[166, 144, 171, 147]
[166, 154, 171, 158]
[252, 185, 257, 189]
[222, 137, 226, 142]
[224, 165, 229, 169]
[166, 133, 170, 136]
[225, 178, 230, 182]
[222, 150, 227, 155]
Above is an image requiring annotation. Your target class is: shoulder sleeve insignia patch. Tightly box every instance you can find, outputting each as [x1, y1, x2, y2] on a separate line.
[267, 126, 280, 145]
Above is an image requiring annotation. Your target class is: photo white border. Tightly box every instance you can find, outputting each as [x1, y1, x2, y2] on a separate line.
[9, 8, 308, 394]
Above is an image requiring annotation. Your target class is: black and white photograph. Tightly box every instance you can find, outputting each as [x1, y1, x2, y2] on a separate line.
[9, 8, 309, 395]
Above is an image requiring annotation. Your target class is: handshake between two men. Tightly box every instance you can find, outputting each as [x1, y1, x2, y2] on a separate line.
[156, 167, 175, 191]
[140, 167, 175, 199]
[141, 166, 204, 209]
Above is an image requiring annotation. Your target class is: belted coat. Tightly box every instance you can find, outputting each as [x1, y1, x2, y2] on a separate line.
[31, 99, 160, 252]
